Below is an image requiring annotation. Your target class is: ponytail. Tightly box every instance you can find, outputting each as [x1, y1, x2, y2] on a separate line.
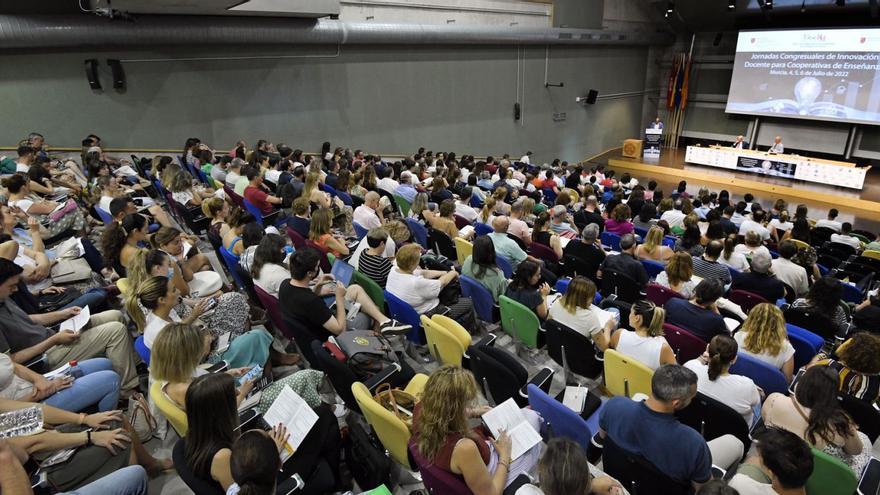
[126, 276, 170, 332]
[100, 221, 128, 269]
[632, 300, 666, 337]
[706, 334, 738, 381]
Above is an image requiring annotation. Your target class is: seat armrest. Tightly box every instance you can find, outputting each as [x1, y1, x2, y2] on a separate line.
[472, 333, 497, 349]
[263, 209, 282, 225]
[520, 367, 555, 399]
[237, 408, 262, 431]
[364, 363, 402, 393]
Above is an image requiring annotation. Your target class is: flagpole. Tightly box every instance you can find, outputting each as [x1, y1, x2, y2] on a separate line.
[674, 34, 697, 150]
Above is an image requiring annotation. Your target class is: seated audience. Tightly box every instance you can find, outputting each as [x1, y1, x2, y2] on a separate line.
[812, 332, 880, 403]
[770, 240, 808, 298]
[357, 228, 394, 289]
[462, 236, 508, 303]
[728, 427, 813, 495]
[516, 437, 622, 495]
[607, 299, 675, 370]
[243, 166, 283, 214]
[738, 209, 770, 241]
[692, 241, 732, 285]
[222, 207, 252, 257]
[814, 208, 842, 232]
[252, 234, 290, 297]
[531, 212, 563, 259]
[101, 213, 149, 277]
[286, 197, 312, 240]
[424, 199, 466, 240]
[635, 225, 674, 263]
[665, 279, 728, 341]
[562, 223, 606, 281]
[762, 366, 871, 475]
[309, 208, 349, 258]
[353, 191, 384, 230]
[598, 234, 648, 290]
[237, 222, 264, 273]
[734, 303, 795, 382]
[202, 197, 230, 239]
[548, 277, 613, 346]
[791, 277, 848, 337]
[685, 334, 761, 425]
[504, 260, 551, 320]
[830, 222, 862, 250]
[603, 204, 634, 236]
[730, 251, 784, 303]
[734, 231, 770, 259]
[655, 251, 697, 298]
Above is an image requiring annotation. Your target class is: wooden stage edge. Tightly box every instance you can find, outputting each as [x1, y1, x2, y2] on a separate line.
[604, 155, 880, 218]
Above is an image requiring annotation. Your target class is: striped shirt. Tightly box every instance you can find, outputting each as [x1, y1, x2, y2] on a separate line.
[358, 251, 393, 289]
[691, 256, 732, 285]
[817, 358, 880, 403]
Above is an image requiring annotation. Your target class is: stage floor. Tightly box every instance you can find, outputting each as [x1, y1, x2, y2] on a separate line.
[589, 148, 880, 232]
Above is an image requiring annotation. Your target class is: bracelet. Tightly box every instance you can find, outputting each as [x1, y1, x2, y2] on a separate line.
[499, 458, 511, 468]
[86, 430, 92, 446]
[78, 413, 86, 426]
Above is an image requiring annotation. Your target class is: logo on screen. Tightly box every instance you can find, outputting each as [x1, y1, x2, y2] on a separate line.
[861, 37, 867, 44]
[803, 33, 826, 42]
[751, 37, 756, 44]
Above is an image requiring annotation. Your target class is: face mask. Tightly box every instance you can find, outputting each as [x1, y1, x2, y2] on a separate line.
[167, 266, 174, 279]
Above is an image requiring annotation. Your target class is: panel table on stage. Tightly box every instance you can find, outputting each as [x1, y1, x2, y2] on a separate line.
[684, 146, 868, 190]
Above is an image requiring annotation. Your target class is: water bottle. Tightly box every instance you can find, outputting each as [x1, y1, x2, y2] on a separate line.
[67, 360, 84, 379]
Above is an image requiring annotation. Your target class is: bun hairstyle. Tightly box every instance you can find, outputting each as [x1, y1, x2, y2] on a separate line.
[148, 226, 182, 249]
[707, 334, 738, 381]
[631, 299, 665, 337]
[2, 173, 28, 194]
[230, 430, 281, 495]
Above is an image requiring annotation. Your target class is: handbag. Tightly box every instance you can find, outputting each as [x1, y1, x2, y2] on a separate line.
[50, 258, 92, 284]
[335, 331, 399, 379]
[372, 383, 417, 430]
[344, 420, 392, 491]
[37, 288, 81, 313]
[126, 392, 157, 442]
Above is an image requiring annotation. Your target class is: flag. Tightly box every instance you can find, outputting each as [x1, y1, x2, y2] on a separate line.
[673, 53, 686, 109]
[666, 54, 681, 109]
[680, 52, 692, 110]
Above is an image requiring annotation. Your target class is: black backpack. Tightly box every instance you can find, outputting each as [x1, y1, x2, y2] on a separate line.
[344, 421, 392, 491]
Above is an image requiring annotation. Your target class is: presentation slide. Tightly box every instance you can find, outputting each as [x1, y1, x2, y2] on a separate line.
[726, 28, 880, 126]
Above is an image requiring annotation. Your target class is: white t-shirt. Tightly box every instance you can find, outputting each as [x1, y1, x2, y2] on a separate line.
[734, 244, 770, 260]
[385, 268, 441, 313]
[264, 169, 282, 184]
[548, 301, 602, 339]
[144, 309, 181, 349]
[660, 209, 686, 229]
[830, 233, 861, 249]
[15, 162, 30, 173]
[719, 251, 750, 272]
[15, 245, 51, 293]
[738, 220, 771, 241]
[353, 205, 382, 230]
[9, 199, 35, 215]
[225, 171, 241, 189]
[99, 195, 114, 212]
[814, 219, 842, 232]
[520, 155, 531, 164]
[454, 202, 478, 222]
[615, 331, 667, 371]
[684, 359, 761, 425]
[255, 263, 290, 298]
[377, 177, 399, 194]
[767, 218, 792, 233]
[733, 331, 796, 371]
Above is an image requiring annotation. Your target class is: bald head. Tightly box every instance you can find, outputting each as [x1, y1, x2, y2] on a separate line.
[774, 136, 782, 144]
[364, 191, 380, 209]
[492, 216, 510, 233]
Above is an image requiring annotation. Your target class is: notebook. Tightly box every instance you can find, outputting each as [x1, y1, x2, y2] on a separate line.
[481, 398, 542, 460]
[262, 387, 319, 463]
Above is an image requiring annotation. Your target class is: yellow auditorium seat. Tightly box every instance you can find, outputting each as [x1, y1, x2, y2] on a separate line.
[603, 349, 654, 399]
[149, 380, 188, 436]
[421, 315, 470, 366]
[454, 238, 473, 266]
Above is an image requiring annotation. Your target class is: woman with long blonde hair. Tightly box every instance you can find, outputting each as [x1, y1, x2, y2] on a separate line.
[548, 276, 614, 348]
[414, 366, 540, 494]
[479, 197, 497, 225]
[734, 303, 795, 382]
[635, 225, 673, 263]
[309, 208, 349, 257]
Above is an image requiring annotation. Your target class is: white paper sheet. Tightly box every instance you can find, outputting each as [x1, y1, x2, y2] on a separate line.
[563, 386, 588, 413]
[481, 398, 541, 460]
[59, 306, 90, 334]
[262, 387, 319, 462]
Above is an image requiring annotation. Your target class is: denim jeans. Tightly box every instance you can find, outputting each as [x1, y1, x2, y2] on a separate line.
[58, 466, 148, 495]
[42, 358, 120, 412]
[62, 288, 109, 313]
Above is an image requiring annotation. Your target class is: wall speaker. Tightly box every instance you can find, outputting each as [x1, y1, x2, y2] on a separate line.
[107, 59, 125, 90]
[84, 59, 101, 90]
[514, 102, 521, 120]
[585, 89, 598, 105]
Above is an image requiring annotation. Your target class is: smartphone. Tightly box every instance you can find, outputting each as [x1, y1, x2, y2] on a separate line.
[238, 364, 263, 386]
[204, 297, 218, 311]
[206, 361, 229, 373]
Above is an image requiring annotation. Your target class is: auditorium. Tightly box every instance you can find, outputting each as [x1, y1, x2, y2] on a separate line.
[1, 0, 880, 494]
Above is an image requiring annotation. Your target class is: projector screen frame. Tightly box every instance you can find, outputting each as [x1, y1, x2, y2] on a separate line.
[725, 26, 880, 127]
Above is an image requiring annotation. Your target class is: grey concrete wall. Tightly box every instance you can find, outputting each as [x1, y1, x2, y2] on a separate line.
[553, 0, 604, 29]
[0, 43, 648, 162]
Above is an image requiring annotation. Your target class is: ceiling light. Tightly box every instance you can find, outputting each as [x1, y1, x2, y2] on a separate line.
[666, 0, 674, 17]
[728, 0, 736, 9]
[836, 0, 845, 6]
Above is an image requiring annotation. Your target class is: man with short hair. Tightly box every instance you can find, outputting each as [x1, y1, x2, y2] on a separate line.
[549, 205, 579, 239]
[815, 208, 842, 232]
[771, 240, 809, 297]
[507, 200, 530, 243]
[692, 241, 732, 285]
[739, 209, 771, 241]
[573, 195, 605, 232]
[286, 197, 311, 240]
[488, 216, 528, 269]
[243, 166, 283, 214]
[377, 168, 399, 195]
[394, 171, 418, 203]
[358, 228, 393, 288]
[454, 187, 479, 223]
[353, 191, 384, 230]
[730, 251, 785, 302]
[719, 206, 739, 236]
[108, 196, 172, 228]
[732, 135, 745, 149]
[0, 259, 139, 390]
[279, 248, 411, 339]
[596, 364, 744, 491]
[768, 136, 784, 154]
[660, 200, 687, 230]
[14, 144, 34, 174]
[728, 427, 813, 494]
[477, 171, 495, 190]
[225, 158, 242, 190]
[597, 233, 648, 289]
[665, 279, 729, 341]
[830, 222, 862, 250]
[519, 151, 532, 165]
[564, 223, 606, 281]
[211, 155, 230, 183]
[731, 202, 748, 227]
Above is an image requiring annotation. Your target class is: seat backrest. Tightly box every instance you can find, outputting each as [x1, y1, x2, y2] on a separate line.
[219, 246, 245, 289]
[134, 335, 151, 365]
[675, 391, 751, 454]
[428, 228, 457, 260]
[528, 242, 559, 263]
[602, 435, 692, 495]
[304, 240, 332, 273]
[352, 221, 369, 240]
[310, 341, 360, 413]
[526, 384, 592, 451]
[421, 315, 466, 367]
[172, 438, 225, 495]
[468, 345, 528, 406]
[393, 195, 412, 217]
[727, 289, 768, 314]
[837, 393, 880, 443]
[408, 441, 474, 495]
[562, 252, 600, 281]
[601, 269, 642, 304]
[729, 352, 789, 396]
[600, 231, 622, 251]
[783, 307, 837, 342]
[234, 264, 262, 309]
[646, 283, 684, 307]
[280, 313, 322, 369]
[351, 269, 385, 309]
[242, 199, 265, 226]
[633, 226, 649, 239]
[543, 319, 602, 379]
[253, 285, 291, 339]
[150, 380, 188, 436]
[473, 222, 493, 237]
[383, 290, 424, 345]
[351, 381, 412, 467]
[498, 295, 541, 349]
[806, 447, 858, 495]
[495, 255, 513, 278]
[453, 214, 471, 230]
[431, 314, 472, 350]
[286, 227, 307, 250]
[603, 349, 654, 398]
[405, 218, 429, 248]
[662, 323, 706, 364]
[839, 282, 863, 304]
[785, 323, 824, 370]
[641, 259, 666, 280]
[460, 275, 496, 323]
[95, 206, 113, 225]
[454, 238, 473, 266]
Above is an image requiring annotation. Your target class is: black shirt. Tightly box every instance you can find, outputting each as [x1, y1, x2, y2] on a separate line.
[278, 282, 333, 340]
[564, 174, 581, 191]
[573, 209, 605, 232]
[286, 216, 311, 240]
[730, 272, 785, 303]
[563, 241, 606, 281]
[719, 217, 738, 236]
[600, 253, 648, 289]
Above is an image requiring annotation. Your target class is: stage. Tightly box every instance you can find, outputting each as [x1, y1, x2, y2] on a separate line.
[588, 148, 880, 231]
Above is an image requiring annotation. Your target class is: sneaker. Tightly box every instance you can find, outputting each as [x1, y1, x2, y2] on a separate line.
[379, 319, 413, 336]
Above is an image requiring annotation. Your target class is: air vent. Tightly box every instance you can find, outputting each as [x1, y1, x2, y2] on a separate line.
[558, 32, 573, 40]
